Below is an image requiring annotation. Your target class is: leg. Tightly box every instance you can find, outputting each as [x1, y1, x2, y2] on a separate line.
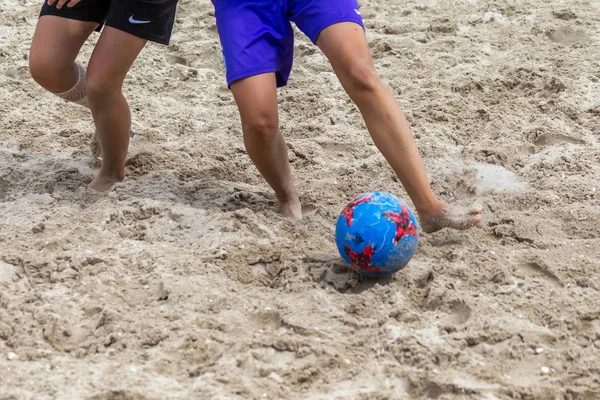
[230, 73, 301, 219]
[316, 22, 482, 232]
[30, 16, 103, 166]
[29, 16, 96, 93]
[85, 27, 146, 192]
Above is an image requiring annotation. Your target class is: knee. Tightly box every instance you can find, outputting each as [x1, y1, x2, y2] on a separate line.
[29, 50, 69, 89]
[344, 61, 382, 94]
[243, 113, 278, 140]
[85, 73, 119, 103]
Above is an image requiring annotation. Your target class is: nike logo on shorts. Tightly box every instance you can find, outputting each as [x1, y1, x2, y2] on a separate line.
[129, 15, 151, 24]
[354, 9, 361, 15]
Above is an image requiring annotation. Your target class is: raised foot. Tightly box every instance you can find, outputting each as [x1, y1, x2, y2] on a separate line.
[419, 203, 483, 233]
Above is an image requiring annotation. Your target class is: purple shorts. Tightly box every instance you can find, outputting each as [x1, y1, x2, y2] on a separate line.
[212, 0, 364, 87]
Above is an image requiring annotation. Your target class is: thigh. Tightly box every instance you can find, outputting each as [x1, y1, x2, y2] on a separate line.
[87, 26, 147, 88]
[289, 0, 364, 44]
[105, 0, 180, 45]
[315, 21, 373, 75]
[31, 15, 98, 68]
[230, 73, 279, 126]
[213, 0, 293, 88]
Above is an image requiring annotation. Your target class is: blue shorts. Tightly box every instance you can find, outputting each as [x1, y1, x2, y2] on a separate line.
[212, 0, 364, 87]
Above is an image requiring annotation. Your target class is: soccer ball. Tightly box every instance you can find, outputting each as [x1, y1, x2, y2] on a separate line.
[335, 192, 420, 277]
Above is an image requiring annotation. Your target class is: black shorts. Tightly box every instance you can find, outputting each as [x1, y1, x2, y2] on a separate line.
[40, 0, 178, 45]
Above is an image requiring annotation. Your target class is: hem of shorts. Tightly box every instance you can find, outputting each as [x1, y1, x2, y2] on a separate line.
[310, 18, 365, 44]
[227, 67, 286, 88]
[39, 11, 104, 26]
[104, 22, 171, 45]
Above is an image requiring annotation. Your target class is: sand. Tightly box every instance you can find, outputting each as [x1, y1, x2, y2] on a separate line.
[1, 0, 600, 398]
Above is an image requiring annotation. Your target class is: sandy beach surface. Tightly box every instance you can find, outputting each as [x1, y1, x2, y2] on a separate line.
[1, 0, 599, 398]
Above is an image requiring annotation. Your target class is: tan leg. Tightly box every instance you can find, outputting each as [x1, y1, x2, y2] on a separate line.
[230, 73, 301, 219]
[86, 27, 146, 192]
[316, 22, 482, 232]
[30, 16, 102, 166]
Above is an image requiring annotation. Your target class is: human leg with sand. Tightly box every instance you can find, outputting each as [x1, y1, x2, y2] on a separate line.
[212, 0, 482, 231]
[29, 0, 179, 191]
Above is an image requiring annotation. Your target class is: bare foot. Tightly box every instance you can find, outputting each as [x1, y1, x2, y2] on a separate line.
[419, 203, 483, 233]
[88, 172, 123, 192]
[278, 196, 302, 220]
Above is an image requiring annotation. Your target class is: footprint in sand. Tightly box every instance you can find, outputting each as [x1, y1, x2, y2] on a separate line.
[87, 390, 150, 400]
[546, 27, 590, 46]
[167, 54, 188, 66]
[442, 300, 473, 327]
[553, 10, 577, 21]
[520, 261, 564, 288]
[247, 311, 283, 332]
[529, 133, 586, 147]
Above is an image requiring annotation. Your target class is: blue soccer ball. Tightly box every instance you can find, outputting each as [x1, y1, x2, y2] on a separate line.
[335, 192, 420, 277]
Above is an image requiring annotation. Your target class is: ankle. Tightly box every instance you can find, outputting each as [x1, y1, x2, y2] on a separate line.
[276, 188, 299, 204]
[99, 166, 125, 182]
[415, 200, 446, 216]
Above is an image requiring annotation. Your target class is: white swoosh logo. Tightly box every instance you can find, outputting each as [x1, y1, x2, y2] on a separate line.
[354, 8, 361, 15]
[129, 15, 151, 24]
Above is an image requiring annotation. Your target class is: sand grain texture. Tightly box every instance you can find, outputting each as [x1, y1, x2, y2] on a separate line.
[1, 0, 600, 399]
